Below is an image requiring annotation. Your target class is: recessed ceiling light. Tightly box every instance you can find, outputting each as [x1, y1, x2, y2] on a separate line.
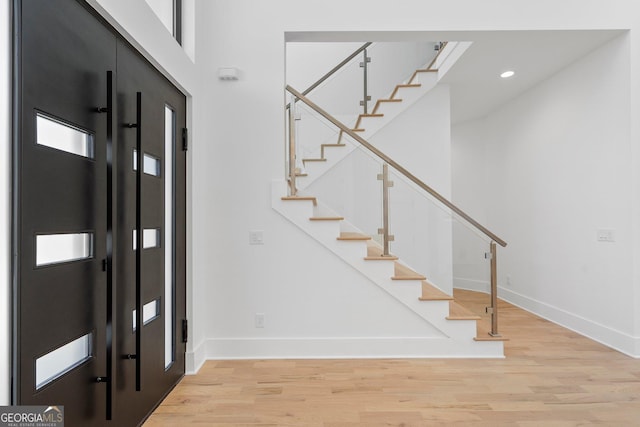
[500, 70, 515, 79]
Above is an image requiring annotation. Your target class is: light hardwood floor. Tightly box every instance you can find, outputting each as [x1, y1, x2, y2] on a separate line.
[145, 290, 640, 426]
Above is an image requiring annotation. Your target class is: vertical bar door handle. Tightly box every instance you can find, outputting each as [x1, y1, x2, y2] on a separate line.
[135, 91, 143, 392]
[105, 70, 115, 420]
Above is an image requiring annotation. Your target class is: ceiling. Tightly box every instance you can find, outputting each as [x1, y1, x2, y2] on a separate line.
[439, 30, 626, 124]
[288, 29, 626, 124]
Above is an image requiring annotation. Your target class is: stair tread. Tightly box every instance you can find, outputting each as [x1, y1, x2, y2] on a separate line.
[351, 128, 365, 132]
[321, 143, 346, 147]
[365, 241, 396, 259]
[447, 301, 482, 320]
[372, 98, 403, 114]
[475, 322, 509, 341]
[309, 216, 344, 221]
[409, 68, 438, 84]
[302, 158, 327, 162]
[392, 262, 427, 280]
[419, 281, 454, 301]
[281, 196, 317, 206]
[360, 113, 384, 118]
[391, 83, 421, 99]
[337, 232, 371, 241]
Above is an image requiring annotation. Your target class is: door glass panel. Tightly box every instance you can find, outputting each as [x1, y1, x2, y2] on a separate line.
[132, 228, 161, 250]
[133, 150, 161, 177]
[35, 333, 93, 389]
[164, 105, 175, 369]
[132, 298, 161, 331]
[36, 113, 95, 158]
[36, 233, 94, 266]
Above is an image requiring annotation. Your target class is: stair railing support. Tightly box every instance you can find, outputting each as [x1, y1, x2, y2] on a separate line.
[487, 241, 501, 337]
[359, 48, 371, 114]
[377, 163, 394, 256]
[288, 96, 297, 196]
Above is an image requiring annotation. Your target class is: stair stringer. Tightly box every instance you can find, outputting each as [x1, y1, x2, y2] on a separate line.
[297, 72, 439, 191]
[272, 180, 504, 357]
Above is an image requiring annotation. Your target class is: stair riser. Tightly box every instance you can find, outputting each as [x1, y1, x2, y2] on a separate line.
[409, 71, 438, 86]
[297, 144, 357, 190]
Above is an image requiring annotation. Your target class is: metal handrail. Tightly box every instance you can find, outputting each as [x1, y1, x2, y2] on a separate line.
[425, 41, 449, 70]
[286, 84, 507, 248]
[286, 42, 372, 110]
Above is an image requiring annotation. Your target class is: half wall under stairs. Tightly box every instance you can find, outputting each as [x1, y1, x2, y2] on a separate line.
[272, 180, 506, 358]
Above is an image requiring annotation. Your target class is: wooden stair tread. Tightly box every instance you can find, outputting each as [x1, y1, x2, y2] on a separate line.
[475, 322, 509, 341]
[354, 113, 384, 129]
[372, 99, 402, 114]
[302, 158, 326, 163]
[392, 262, 426, 280]
[391, 84, 421, 99]
[337, 232, 371, 241]
[365, 242, 396, 260]
[365, 256, 399, 261]
[408, 68, 438, 84]
[309, 216, 344, 221]
[447, 301, 481, 320]
[351, 128, 365, 132]
[281, 196, 317, 206]
[295, 173, 308, 177]
[320, 143, 345, 157]
[418, 281, 453, 301]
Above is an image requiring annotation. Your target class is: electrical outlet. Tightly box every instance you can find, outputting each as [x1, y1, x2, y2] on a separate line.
[255, 313, 265, 328]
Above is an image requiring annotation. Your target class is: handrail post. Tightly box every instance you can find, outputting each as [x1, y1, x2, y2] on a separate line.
[377, 163, 394, 256]
[287, 97, 297, 196]
[359, 48, 371, 114]
[488, 241, 501, 337]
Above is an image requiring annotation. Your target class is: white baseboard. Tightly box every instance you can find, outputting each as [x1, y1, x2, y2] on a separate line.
[499, 287, 639, 358]
[200, 337, 503, 360]
[453, 277, 490, 293]
[185, 339, 208, 375]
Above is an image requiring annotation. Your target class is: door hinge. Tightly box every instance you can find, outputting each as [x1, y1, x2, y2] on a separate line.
[182, 319, 188, 343]
[182, 127, 188, 151]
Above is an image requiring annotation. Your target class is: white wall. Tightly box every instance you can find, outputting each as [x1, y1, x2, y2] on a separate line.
[194, 0, 640, 363]
[0, 0, 10, 407]
[452, 34, 636, 355]
[451, 119, 491, 293]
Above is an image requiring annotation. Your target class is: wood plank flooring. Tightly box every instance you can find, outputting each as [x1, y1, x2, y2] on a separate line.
[145, 290, 640, 426]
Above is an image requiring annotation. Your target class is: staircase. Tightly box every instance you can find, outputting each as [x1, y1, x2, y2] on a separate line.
[279, 42, 506, 358]
[297, 67, 440, 190]
[273, 181, 506, 358]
